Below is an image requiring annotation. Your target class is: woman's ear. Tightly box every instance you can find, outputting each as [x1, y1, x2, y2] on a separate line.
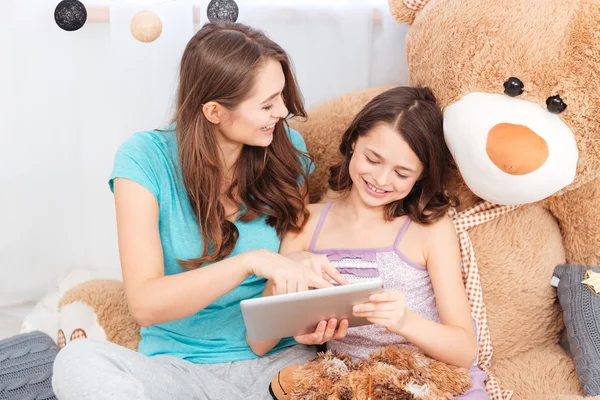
[389, 0, 431, 25]
[202, 101, 225, 124]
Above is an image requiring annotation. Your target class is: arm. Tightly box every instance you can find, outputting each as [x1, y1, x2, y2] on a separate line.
[545, 178, 600, 266]
[115, 179, 326, 328]
[246, 210, 348, 356]
[353, 216, 477, 369]
[398, 216, 477, 368]
[245, 227, 307, 356]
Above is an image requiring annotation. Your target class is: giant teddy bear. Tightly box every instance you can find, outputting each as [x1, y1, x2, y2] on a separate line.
[56, 0, 600, 399]
[285, 0, 600, 398]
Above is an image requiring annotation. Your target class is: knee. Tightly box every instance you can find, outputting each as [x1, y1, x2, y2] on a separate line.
[52, 340, 104, 398]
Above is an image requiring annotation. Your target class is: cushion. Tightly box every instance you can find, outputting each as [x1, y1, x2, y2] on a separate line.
[0, 331, 58, 400]
[553, 264, 600, 396]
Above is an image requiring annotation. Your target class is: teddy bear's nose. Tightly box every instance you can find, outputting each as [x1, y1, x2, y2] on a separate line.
[486, 122, 548, 175]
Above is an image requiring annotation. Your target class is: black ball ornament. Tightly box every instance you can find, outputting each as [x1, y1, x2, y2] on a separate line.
[207, 0, 239, 23]
[55, 0, 87, 32]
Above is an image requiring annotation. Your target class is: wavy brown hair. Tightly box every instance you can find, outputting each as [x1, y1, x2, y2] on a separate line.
[174, 22, 310, 269]
[329, 86, 456, 225]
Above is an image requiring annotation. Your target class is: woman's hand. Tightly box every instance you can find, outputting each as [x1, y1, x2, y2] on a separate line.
[285, 251, 348, 287]
[246, 249, 333, 293]
[294, 318, 349, 345]
[352, 290, 407, 333]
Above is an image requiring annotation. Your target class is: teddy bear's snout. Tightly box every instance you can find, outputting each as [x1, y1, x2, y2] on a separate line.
[486, 122, 549, 175]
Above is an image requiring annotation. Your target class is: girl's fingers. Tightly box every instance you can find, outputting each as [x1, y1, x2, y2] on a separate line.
[353, 302, 400, 313]
[353, 310, 396, 319]
[368, 291, 403, 303]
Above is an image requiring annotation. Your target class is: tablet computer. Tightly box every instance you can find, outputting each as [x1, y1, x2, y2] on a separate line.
[241, 279, 384, 342]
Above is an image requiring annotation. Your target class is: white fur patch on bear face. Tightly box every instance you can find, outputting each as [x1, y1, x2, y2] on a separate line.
[58, 301, 107, 347]
[444, 92, 578, 205]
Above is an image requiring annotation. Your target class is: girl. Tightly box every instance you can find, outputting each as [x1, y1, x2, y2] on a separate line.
[266, 87, 488, 399]
[52, 22, 345, 400]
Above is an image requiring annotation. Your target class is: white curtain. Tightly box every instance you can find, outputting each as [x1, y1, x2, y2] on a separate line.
[0, 0, 408, 334]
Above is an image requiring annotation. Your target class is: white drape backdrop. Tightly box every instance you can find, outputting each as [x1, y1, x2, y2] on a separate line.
[0, 0, 409, 335]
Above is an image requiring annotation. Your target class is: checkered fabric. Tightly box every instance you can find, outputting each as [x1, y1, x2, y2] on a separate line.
[69, 328, 87, 342]
[449, 201, 520, 400]
[57, 329, 66, 349]
[403, 0, 430, 11]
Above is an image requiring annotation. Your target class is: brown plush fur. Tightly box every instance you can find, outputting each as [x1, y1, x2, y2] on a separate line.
[60, 279, 141, 351]
[285, 346, 471, 400]
[287, 0, 600, 398]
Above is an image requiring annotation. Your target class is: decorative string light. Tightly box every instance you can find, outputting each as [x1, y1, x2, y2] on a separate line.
[207, 0, 239, 23]
[130, 10, 163, 42]
[53, 0, 239, 40]
[54, 0, 87, 31]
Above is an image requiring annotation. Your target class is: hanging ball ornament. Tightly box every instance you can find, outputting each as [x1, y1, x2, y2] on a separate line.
[130, 11, 163, 43]
[207, 0, 239, 23]
[54, 0, 87, 32]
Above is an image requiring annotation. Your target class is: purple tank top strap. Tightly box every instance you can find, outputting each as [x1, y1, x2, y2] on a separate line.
[308, 201, 334, 252]
[393, 217, 412, 249]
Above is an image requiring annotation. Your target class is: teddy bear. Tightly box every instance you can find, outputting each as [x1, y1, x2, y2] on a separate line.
[56, 279, 140, 351]
[285, 0, 600, 398]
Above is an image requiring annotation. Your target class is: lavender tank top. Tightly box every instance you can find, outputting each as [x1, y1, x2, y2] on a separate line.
[310, 201, 441, 359]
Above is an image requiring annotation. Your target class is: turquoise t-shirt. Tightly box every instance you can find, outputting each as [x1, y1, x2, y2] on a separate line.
[108, 125, 314, 364]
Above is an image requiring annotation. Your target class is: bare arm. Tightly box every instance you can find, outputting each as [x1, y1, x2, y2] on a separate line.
[245, 223, 309, 356]
[114, 179, 326, 328]
[246, 207, 348, 356]
[353, 216, 477, 368]
[396, 216, 477, 368]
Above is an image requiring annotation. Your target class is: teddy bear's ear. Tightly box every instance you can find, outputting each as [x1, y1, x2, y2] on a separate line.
[388, 0, 431, 25]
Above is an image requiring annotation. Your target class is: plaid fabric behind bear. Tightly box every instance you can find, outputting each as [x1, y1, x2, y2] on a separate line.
[403, 0, 431, 11]
[449, 201, 520, 400]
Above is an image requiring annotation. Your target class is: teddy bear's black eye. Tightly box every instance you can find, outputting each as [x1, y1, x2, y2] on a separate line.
[503, 77, 524, 97]
[546, 95, 567, 114]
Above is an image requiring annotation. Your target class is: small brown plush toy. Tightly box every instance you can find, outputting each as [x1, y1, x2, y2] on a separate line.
[57, 279, 140, 351]
[270, 346, 471, 400]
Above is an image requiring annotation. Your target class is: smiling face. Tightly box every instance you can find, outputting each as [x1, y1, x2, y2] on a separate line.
[348, 123, 424, 208]
[404, 0, 600, 203]
[216, 58, 290, 148]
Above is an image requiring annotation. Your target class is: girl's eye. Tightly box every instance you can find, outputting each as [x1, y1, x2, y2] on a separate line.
[365, 156, 378, 164]
[263, 105, 273, 111]
[395, 171, 408, 179]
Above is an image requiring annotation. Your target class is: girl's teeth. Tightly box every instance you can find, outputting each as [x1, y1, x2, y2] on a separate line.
[367, 182, 386, 193]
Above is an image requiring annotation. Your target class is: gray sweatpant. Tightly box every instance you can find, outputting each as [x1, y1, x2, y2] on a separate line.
[52, 339, 316, 400]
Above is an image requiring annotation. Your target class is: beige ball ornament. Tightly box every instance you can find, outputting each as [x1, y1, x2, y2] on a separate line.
[130, 10, 162, 43]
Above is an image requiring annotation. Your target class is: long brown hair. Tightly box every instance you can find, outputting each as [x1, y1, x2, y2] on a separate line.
[174, 22, 309, 269]
[329, 86, 456, 224]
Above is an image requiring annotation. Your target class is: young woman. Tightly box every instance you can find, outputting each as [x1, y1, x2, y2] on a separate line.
[52, 22, 344, 400]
